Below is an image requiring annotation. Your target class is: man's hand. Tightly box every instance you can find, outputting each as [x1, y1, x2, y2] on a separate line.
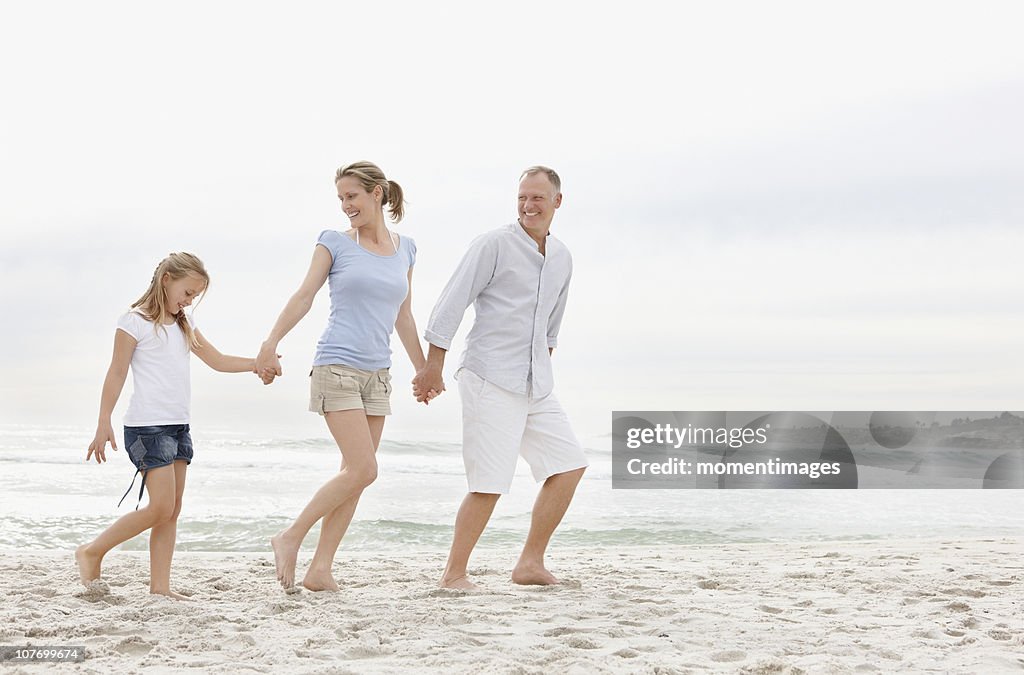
[412, 364, 445, 404]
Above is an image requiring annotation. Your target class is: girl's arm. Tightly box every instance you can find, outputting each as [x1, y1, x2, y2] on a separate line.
[256, 245, 332, 377]
[394, 266, 432, 377]
[87, 330, 136, 463]
[192, 329, 258, 373]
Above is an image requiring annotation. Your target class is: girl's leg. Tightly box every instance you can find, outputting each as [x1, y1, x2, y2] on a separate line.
[271, 409, 378, 588]
[149, 459, 188, 598]
[302, 414, 385, 591]
[75, 464, 177, 586]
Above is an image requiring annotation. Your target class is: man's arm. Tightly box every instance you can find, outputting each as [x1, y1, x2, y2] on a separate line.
[414, 235, 498, 403]
[422, 235, 498, 351]
[546, 265, 572, 352]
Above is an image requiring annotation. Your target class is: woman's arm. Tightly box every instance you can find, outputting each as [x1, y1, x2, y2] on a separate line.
[192, 329, 258, 373]
[256, 245, 332, 377]
[87, 330, 136, 463]
[394, 266, 427, 372]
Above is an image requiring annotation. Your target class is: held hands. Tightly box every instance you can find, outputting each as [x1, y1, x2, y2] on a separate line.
[255, 344, 283, 385]
[86, 422, 117, 463]
[411, 365, 445, 405]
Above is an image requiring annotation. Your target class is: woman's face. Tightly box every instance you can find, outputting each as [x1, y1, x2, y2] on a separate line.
[336, 175, 380, 229]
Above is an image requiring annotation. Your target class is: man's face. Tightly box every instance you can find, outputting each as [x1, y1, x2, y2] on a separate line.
[518, 173, 561, 233]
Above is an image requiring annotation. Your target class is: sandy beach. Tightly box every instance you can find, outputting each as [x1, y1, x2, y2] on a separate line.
[0, 538, 1021, 673]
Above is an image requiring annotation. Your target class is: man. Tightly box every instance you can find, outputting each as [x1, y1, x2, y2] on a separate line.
[413, 166, 587, 589]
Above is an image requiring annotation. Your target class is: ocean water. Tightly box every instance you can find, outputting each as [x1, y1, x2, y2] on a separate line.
[1, 424, 1021, 552]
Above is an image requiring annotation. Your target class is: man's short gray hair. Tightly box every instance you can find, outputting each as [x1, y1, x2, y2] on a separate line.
[520, 165, 561, 194]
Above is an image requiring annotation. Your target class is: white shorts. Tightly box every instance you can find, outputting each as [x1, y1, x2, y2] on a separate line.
[458, 368, 588, 495]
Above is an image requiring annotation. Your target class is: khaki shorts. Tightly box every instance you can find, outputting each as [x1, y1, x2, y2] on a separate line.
[309, 364, 392, 416]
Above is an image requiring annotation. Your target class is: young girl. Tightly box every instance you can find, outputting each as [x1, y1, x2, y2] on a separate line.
[76, 252, 258, 599]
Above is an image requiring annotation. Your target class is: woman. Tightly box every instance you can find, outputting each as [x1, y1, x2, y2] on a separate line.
[256, 161, 437, 591]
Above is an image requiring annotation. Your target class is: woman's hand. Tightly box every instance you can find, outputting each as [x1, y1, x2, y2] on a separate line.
[256, 343, 283, 385]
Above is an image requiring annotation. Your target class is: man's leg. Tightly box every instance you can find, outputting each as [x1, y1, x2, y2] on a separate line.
[512, 467, 585, 584]
[440, 491, 501, 589]
[514, 391, 589, 585]
[439, 369, 522, 589]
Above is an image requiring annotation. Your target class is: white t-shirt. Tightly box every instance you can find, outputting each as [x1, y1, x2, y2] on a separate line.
[116, 310, 194, 426]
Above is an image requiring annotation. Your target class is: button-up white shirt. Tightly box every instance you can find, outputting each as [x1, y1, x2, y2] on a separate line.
[424, 222, 572, 398]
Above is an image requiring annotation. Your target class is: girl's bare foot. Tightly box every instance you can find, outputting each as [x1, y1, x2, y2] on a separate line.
[75, 544, 102, 587]
[301, 570, 340, 592]
[271, 531, 301, 589]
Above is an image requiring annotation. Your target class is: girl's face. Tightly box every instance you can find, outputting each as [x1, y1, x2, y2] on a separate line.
[162, 273, 206, 319]
[336, 175, 380, 229]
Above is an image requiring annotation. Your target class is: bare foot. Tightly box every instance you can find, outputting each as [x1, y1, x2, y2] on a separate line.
[271, 531, 301, 589]
[439, 574, 478, 590]
[511, 561, 559, 585]
[301, 570, 340, 592]
[151, 589, 193, 601]
[75, 544, 101, 587]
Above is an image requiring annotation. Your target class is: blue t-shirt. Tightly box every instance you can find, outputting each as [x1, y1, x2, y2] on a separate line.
[313, 229, 417, 370]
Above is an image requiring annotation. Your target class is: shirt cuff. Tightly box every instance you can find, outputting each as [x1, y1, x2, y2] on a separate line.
[424, 329, 453, 351]
[547, 336, 558, 348]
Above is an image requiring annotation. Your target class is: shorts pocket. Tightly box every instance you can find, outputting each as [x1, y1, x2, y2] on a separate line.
[326, 365, 360, 393]
[126, 436, 151, 470]
[377, 370, 392, 396]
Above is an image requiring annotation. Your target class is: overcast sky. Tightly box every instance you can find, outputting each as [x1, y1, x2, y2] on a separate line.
[1, 1, 1022, 440]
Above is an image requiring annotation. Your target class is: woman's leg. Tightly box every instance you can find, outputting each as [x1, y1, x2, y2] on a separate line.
[302, 415, 385, 591]
[75, 464, 177, 586]
[149, 459, 189, 598]
[271, 409, 379, 588]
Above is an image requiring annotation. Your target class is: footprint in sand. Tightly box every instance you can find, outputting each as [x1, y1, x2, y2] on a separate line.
[563, 635, 600, 649]
[73, 579, 110, 602]
[710, 649, 746, 662]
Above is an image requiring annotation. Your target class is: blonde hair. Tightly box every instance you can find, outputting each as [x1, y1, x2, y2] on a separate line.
[131, 252, 209, 348]
[335, 161, 406, 223]
[520, 165, 561, 194]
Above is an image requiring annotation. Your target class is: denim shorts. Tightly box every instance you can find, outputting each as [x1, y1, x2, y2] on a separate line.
[124, 424, 193, 472]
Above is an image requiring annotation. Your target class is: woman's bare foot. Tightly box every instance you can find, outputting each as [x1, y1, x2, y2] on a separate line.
[75, 544, 102, 587]
[511, 561, 559, 585]
[439, 574, 478, 590]
[271, 531, 301, 589]
[301, 570, 340, 592]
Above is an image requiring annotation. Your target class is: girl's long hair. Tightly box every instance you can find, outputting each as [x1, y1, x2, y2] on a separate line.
[131, 252, 209, 348]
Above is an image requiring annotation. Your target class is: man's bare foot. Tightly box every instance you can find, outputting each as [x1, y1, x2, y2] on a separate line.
[271, 531, 301, 589]
[439, 574, 478, 590]
[75, 544, 102, 587]
[150, 589, 192, 601]
[511, 561, 559, 585]
[301, 570, 340, 592]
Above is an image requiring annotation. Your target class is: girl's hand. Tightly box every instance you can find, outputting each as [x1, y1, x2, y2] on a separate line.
[87, 424, 117, 463]
[256, 344, 283, 380]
